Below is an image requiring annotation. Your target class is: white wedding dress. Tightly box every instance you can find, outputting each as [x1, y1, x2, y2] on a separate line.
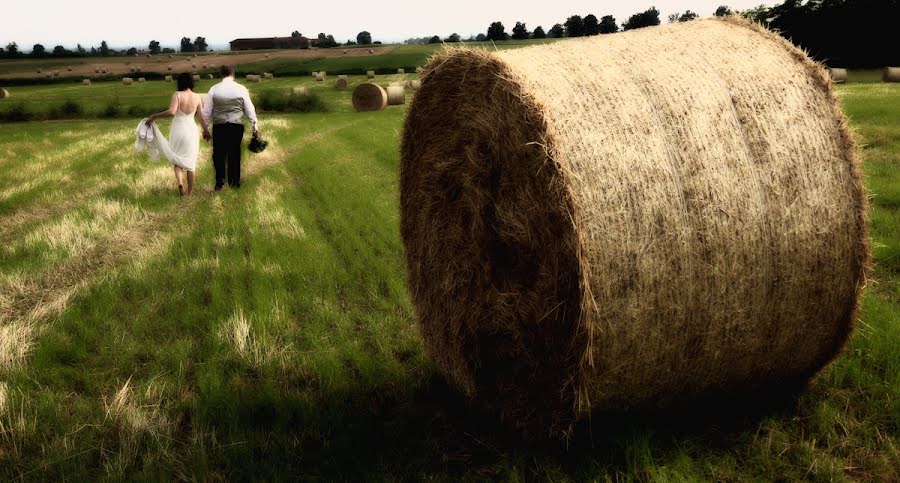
[135, 109, 200, 171]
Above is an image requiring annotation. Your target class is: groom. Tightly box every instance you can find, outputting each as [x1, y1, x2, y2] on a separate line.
[202, 65, 260, 190]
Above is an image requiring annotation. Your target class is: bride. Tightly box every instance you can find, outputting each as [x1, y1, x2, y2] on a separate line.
[140, 73, 209, 195]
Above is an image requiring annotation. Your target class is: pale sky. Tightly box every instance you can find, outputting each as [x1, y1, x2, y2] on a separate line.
[2, 0, 769, 50]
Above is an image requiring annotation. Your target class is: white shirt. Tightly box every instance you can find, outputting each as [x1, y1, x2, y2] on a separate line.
[202, 77, 258, 131]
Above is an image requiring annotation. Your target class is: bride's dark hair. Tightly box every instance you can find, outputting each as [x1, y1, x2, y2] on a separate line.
[177, 73, 194, 92]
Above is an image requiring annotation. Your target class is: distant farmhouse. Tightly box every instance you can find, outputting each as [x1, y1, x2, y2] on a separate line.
[229, 36, 318, 51]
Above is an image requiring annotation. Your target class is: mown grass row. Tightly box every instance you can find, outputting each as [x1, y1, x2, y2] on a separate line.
[0, 83, 898, 480]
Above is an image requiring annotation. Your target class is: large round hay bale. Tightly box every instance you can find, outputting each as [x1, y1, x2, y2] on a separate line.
[121, 78, 133, 85]
[138, 77, 146, 83]
[130, 67, 136, 73]
[335, 78, 349, 90]
[264, 72, 274, 79]
[397, 68, 405, 74]
[829, 68, 847, 83]
[351, 83, 388, 112]
[367, 70, 375, 79]
[192, 74, 201, 81]
[386, 85, 405, 105]
[315, 72, 325, 82]
[884, 67, 900, 82]
[167, 65, 173, 71]
[165, 75, 173, 82]
[0, 88, 9, 99]
[399, 18, 869, 438]
[82, 79, 91, 86]
[292, 86, 309, 96]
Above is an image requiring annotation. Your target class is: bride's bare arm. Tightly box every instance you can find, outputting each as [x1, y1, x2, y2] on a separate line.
[147, 93, 179, 123]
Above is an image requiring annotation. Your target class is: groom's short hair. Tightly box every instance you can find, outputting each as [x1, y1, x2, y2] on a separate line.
[220, 65, 235, 78]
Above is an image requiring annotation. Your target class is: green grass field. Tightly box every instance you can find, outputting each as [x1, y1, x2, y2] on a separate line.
[0, 73, 898, 480]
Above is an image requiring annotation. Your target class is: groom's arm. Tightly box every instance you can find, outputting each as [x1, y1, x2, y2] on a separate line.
[202, 86, 214, 126]
[241, 87, 259, 136]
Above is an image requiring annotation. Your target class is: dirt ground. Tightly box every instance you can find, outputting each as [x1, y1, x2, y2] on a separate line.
[0, 46, 396, 79]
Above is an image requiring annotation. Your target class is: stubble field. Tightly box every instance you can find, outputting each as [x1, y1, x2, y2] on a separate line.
[0, 69, 898, 480]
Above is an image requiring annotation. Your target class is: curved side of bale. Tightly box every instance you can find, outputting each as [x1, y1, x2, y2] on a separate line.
[0, 88, 9, 99]
[367, 70, 375, 79]
[138, 77, 146, 83]
[884, 67, 900, 82]
[338, 74, 348, 80]
[386, 85, 405, 105]
[165, 75, 173, 82]
[264, 72, 274, 79]
[121, 78, 133, 85]
[292, 86, 309, 96]
[82, 79, 91, 86]
[400, 17, 868, 438]
[335, 78, 349, 90]
[352, 83, 387, 112]
[829, 68, 847, 83]
[397, 68, 405, 74]
[315, 73, 325, 82]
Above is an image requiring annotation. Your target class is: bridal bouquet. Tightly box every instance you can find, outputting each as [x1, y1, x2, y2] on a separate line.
[249, 136, 268, 154]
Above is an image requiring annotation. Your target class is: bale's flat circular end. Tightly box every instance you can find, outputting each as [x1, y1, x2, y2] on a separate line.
[0, 88, 9, 98]
[335, 78, 348, 90]
[884, 67, 900, 83]
[400, 49, 586, 437]
[352, 83, 387, 112]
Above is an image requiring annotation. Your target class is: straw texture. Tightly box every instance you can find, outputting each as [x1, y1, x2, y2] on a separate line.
[400, 17, 869, 438]
[884, 67, 900, 82]
[386, 85, 405, 105]
[352, 83, 387, 112]
[335, 78, 349, 90]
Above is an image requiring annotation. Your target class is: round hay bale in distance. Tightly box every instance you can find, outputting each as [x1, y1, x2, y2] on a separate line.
[264, 72, 274, 79]
[397, 68, 405, 74]
[165, 75, 173, 82]
[352, 83, 388, 112]
[82, 79, 91, 86]
[338, 74, 348, 80]
[292, 86, 309, 96]
[884, 67, 900, 82]
[829, 68, 847, 83]
[192, 74, 201, 81]
[167, 65, 172, 71]
[0, 88, 9, 99]
[315, 72, 325, 82]
[335, 78, 349, 90]
[399, 17, 869, 438]
[386, 85, 405, 105]
[367, 70, 375, 79]
[67, 66, 72, 71]
[121, 77, 133, 85]
[405, 79, 421, 90]
[138, 77, 146, 83]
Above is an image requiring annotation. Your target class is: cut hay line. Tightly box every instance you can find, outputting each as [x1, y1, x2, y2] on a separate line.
[400, 17, 869, 438]
[386, 85, 405, 105]
[352, 83, 388, 112]
[829, 68, 847, 83]
[884, 67, 900, 83]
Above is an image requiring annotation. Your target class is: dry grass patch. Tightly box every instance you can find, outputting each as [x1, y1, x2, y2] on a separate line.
[253, 179, 306, 239]
[218, 307, 292, 370]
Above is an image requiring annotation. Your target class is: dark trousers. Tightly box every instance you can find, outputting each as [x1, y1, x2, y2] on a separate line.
[212, 123, 245, 188]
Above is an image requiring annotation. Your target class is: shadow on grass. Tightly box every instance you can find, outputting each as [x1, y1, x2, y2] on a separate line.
[194, 371, 807, 479]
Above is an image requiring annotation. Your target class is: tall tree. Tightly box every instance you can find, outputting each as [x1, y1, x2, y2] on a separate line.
[180, 37, 193, 53]
[193, 37, 208, 52]
[511, 22, 530, 40]
[76, 43, 86, 55]
[548, 23, 565, 38]
[669, 10, 699, 23]
[714, 5, 732, 16]
[357, 31, 372, 44]
[599, 15, 618, 33]
[532, 25, 546, 39]
[623, 7, 661, 30]
[126, 47, 138, 56]
[52, 45, 68, 56]
[100, 40, 110, 56]
[445, 33, 461, 42]
[428, 35, 441, 44]
[486, 21, 507, 41]
[149, 40, 160, 54]
[31, 44, 46, 57]
[291, 30, 302, 37]
[5, 42, 19, 56]
[565, 15, 585, 37]
[584, 14, 601, 35]
[476, 33, 487, 41]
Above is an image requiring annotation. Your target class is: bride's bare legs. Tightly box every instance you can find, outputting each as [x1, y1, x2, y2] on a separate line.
[173, 165, 184, 195]
[186, 170, 195, 195]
